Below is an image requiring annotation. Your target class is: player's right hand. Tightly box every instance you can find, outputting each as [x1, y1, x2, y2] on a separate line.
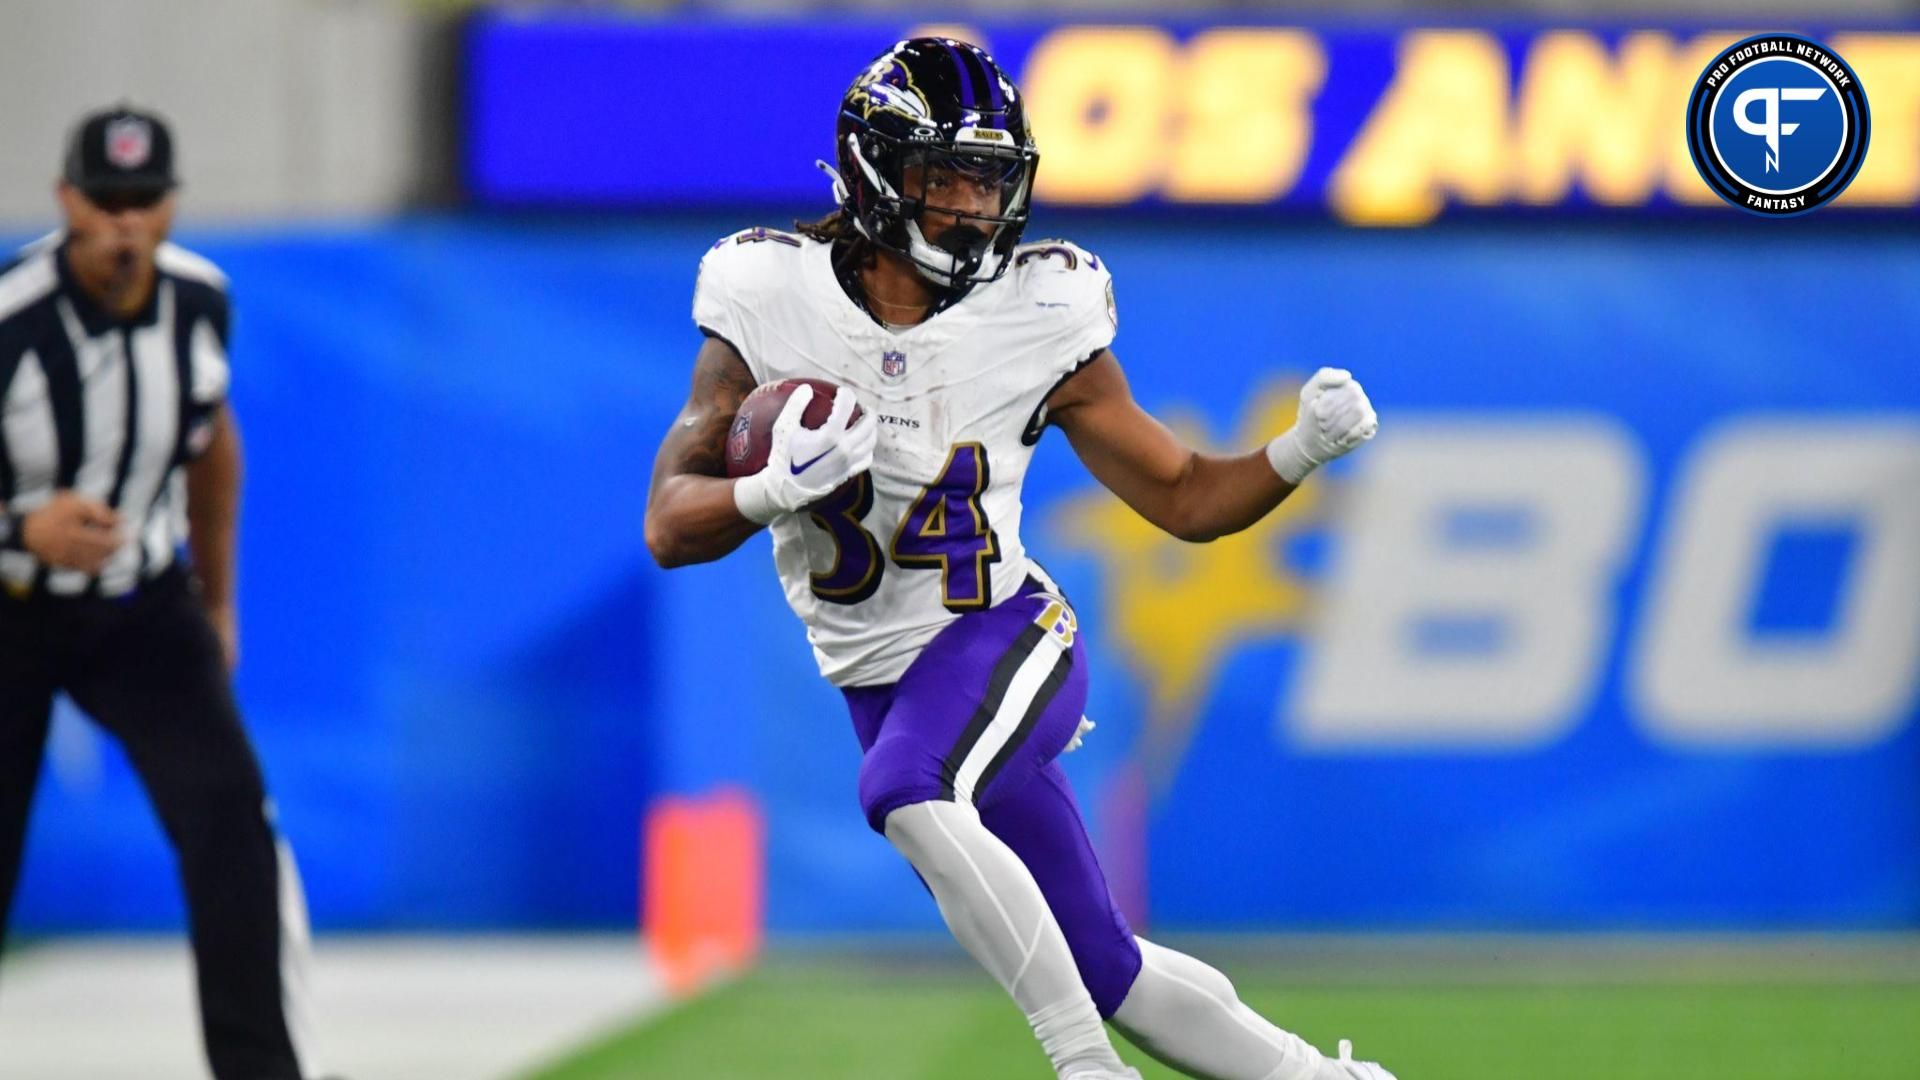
[20, 490, 123, 572]
[732, 384, 877, 525]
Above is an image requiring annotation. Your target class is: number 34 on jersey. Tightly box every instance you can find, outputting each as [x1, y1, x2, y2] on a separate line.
[809, 442, 1000, 612]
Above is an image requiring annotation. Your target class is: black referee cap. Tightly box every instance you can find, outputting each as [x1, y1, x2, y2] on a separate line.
[63, 106, 177, 196]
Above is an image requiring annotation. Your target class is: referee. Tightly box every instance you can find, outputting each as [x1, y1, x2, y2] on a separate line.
[0, 108, 323, 1080]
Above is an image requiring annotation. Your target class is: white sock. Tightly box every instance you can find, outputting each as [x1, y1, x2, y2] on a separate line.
[1112, 937, 1341, 1080]
[884, 799, 1129, 1077]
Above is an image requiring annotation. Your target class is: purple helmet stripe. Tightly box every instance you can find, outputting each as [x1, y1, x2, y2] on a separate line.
[943, 41, 977, 112]
[979, 50, 1006, 114]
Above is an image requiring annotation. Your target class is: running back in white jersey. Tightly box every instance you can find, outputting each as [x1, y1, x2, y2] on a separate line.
[693, 228, 1116, 686]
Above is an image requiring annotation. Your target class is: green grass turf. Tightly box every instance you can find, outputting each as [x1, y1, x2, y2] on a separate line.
[525, 960, 1920, 1079]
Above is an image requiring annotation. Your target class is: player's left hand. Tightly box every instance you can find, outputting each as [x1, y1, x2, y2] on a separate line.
[1265, 367, 1378, 485]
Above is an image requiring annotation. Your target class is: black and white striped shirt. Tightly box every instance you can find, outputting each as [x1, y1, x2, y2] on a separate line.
[0, 235, 231, 598]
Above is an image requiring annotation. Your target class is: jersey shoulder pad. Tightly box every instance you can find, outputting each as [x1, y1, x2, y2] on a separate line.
[1011, 237, 1103, 276]
[697, 226, 810, 306]
[1012, 237, 1109, 296]
[158, 243, 232, 342]
[693, 227, 814, 376]
[156, 242, 231, 291]
[1009, 238, 1116, 349]
[0, 245, 57, 325]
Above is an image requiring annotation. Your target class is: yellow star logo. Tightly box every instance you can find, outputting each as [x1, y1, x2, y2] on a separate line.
[1051, 379, 1324, 791]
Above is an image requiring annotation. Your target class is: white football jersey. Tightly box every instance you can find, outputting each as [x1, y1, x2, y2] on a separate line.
[692, 228, 1117, 686]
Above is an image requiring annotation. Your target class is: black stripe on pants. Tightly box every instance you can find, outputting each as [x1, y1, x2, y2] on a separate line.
[0, 568, 304, 1080]
[938, 620, 1048, 801]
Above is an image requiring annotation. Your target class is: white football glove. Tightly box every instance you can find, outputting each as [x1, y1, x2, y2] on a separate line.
[733, 385, 878, 525]
[1265, 367, 1379, 485]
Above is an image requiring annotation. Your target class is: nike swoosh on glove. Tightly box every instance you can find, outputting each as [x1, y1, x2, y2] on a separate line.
[733, 384, 878, 525]
[1264, 367, 1379, 485]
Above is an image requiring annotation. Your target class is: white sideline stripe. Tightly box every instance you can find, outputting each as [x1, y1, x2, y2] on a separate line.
[0, 935, 671, 1080]
[952, 635, 1066, 805]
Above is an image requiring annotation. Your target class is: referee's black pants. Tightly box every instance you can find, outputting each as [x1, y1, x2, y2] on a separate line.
[0, 567, 310, 1080]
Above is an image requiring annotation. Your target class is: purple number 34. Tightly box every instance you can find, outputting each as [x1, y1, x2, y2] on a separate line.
[806, 442, 1001, 611]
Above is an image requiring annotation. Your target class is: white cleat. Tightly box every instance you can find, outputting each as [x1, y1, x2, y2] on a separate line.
[1060, 1068, 1142, 1080]
[1330, 1038, 1398, 1079]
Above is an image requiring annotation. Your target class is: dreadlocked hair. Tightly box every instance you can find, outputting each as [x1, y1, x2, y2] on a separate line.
[796, 209, 877, 274]
[793, 209, 858, 244]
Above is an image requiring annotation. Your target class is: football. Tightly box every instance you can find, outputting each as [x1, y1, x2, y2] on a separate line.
[724, 377, 865, 478]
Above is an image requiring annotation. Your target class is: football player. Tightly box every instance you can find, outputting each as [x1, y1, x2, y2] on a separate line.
[645, 38, 1389, 1080]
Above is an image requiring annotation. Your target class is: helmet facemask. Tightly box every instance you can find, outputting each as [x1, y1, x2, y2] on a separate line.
[844, 131, 1037, 292]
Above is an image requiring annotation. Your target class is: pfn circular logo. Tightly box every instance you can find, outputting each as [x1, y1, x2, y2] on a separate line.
[1686, 34, 1870, 217]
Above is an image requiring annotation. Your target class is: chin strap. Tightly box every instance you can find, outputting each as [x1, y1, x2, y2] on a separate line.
[901, 219, 964, 287]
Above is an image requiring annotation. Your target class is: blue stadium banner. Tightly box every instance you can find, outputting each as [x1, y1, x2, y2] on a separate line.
[464, 12, 1920, 221]
[8, 215, 1916, 932]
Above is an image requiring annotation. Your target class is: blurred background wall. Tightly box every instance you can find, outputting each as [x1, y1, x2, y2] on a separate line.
[0, 0, 446, 224]
[6, 0, 1917, 937]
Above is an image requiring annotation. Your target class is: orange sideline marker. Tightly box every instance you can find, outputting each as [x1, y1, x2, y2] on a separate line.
[642, 787, 765, 996]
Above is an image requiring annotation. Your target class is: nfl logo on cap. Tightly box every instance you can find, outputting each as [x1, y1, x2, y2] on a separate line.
[882, 350, 907, 378]
[104, 117, 152, 170]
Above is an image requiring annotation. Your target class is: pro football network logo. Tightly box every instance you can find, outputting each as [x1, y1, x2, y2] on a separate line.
[1686, 34, 1870, 217]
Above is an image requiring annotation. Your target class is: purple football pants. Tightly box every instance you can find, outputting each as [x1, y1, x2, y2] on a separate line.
[843, 578, 1143, 1017]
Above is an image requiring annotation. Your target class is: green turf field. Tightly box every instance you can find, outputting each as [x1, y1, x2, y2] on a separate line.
[528, 953, 1920, 1079]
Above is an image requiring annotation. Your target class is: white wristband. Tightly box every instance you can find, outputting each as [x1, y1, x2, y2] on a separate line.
[732, 472, 781, 526]
[1265, 429, 1318, 486]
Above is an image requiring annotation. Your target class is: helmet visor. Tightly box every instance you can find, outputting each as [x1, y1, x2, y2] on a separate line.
[899, 143, 1032, 221]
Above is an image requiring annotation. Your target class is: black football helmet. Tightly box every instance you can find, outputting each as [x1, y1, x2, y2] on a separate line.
[827, 38, 1040, 295]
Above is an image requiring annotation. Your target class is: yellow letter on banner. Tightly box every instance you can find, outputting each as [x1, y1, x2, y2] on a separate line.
[1831, 34, 1920, 206]
[1023, 27, 1179, 204]
[1165, 29, 1327, 203]
[1330, 31, 1512, 226]
[1513, 31, 1676, 206]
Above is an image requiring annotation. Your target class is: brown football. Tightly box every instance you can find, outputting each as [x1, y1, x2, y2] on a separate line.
[724, 377, 865, 478]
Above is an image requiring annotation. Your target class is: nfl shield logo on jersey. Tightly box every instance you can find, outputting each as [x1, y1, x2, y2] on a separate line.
[882, 350, 907, 378]
[105, 117, 152, 170]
